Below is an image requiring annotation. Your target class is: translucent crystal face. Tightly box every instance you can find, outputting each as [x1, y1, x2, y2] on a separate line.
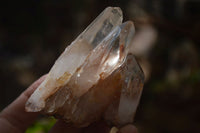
[25, 7, 144, 127]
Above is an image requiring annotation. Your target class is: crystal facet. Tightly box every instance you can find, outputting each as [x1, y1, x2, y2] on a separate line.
[26, 7, 144, 127]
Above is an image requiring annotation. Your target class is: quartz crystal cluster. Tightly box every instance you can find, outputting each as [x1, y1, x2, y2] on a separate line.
[25, 7, 144, 127]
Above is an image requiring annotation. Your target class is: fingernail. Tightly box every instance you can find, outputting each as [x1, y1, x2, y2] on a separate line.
[110, 127, 119, 133]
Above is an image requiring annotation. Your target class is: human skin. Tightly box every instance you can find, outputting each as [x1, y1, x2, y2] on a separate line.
[0, 75, 138, 133]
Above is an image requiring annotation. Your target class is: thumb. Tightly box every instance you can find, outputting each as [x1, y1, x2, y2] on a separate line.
[0, 75, 46, 133]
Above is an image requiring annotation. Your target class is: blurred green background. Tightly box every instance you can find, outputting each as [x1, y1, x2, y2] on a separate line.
[0, 0, 200, 133]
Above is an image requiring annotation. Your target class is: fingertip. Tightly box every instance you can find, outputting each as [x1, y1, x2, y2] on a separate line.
[119, 124, 138, 133]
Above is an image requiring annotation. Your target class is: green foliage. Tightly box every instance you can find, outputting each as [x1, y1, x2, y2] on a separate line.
[25, 117, 56, 133]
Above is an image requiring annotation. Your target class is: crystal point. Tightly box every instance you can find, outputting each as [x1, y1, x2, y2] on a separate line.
[25, 7, 144, 127]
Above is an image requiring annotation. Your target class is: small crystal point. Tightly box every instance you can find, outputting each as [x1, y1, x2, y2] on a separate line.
[104, 54, 144, 126]
[26, 7, 144, 127]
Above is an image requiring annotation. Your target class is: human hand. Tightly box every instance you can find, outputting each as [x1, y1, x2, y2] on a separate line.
[0, 75, 138, 133]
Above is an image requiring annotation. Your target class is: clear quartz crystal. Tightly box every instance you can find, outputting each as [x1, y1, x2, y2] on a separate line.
[26, 7, 144, 127]
[26, 7, 123, 112]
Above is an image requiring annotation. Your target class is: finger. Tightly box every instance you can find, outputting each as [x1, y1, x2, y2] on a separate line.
[118, 124, 138, 133]
[49, 120, 81, 133]
[0, 75, 46, 133]
[83, 121, 110, 133]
